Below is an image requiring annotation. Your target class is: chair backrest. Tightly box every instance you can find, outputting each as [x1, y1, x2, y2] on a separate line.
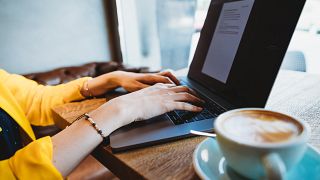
[281, 51, 306, 72]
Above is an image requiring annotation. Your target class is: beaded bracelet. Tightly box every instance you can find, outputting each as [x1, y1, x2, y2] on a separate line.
[72, 113, 109, 145]
[84, 113, 106, 136]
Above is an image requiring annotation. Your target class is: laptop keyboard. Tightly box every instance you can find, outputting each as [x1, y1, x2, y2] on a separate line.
[167, 100, 226, 125]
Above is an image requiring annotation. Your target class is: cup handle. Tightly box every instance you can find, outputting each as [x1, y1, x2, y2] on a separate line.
[262, 153, 286, 180]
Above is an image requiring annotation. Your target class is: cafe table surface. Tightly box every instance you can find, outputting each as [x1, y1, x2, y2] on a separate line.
[52, 69, 320, 180]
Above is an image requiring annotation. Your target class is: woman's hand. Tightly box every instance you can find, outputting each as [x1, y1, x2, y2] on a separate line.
[114, 71, 180, 92]
[81, 71, 180, 97]
[90, 83, 204, 129]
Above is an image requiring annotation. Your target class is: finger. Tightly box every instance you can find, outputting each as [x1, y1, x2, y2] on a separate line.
[158, 71, 180, 85]
[169, 92, 204, 104]
[169, 86, 202, 100]
[140, 74, 175, 85]
[168, 102, 202, 112]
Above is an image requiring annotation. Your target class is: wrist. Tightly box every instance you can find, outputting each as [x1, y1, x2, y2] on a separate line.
[80, 78, 94, 98]
[97, 71, 123, 93]
[82, 71, 124, 97]
[88, 100, 125, 133]
[108, 71, 124, 87]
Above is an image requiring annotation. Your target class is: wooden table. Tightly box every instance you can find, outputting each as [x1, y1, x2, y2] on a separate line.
[52, 70, 320, 179]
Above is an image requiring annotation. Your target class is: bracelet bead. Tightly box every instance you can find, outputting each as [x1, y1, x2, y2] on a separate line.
[70, 113, 110, 145]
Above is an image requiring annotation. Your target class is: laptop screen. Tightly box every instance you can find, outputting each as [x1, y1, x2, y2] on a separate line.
[188, 0, 305, 107]
[201, 0, 254, 83]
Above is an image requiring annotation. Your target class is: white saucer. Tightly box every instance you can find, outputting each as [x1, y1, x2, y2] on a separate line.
[193, 138, 320, 180]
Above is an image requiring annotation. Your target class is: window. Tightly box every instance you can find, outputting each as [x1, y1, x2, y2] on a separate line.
[117, 0, 319, 73]
[287, 0, 320, 73]
[116, 0, 210, 71]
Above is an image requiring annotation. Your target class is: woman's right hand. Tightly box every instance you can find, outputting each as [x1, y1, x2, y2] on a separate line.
[52, 83, 204, 176]
[90, 83, 204, 130]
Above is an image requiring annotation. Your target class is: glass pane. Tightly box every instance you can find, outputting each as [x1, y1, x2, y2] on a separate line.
[117, 0, 319, 73]
[116, 0, 210, 70]
[157, 0, 197, 70]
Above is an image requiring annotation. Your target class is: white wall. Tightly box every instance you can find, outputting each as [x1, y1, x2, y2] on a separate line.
[0, 0, 111, 74]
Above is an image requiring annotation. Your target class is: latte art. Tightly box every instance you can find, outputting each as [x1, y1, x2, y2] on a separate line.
[222, 111, 302, 143]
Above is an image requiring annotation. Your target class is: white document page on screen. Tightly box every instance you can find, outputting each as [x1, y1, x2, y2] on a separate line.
[201, 0, 254, 83]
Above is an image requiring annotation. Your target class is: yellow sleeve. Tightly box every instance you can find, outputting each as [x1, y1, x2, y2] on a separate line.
[0, 69, 91, 126]
[0, 136, 63, 179]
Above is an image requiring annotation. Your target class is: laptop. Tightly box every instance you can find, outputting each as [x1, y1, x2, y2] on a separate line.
[110, 0, 306, 152]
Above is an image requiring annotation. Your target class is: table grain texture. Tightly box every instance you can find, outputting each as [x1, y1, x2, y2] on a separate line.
[52, 70, 320, 179]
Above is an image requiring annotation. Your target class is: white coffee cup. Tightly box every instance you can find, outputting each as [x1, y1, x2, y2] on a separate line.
[214, 108, 310, 179]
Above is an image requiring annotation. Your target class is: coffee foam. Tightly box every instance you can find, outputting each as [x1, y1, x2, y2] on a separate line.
[221, 111, 302, 143]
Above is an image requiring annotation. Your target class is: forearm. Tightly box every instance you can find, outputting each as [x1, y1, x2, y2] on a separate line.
[51, 82, 202, 177]
[51, 104, 122, 177]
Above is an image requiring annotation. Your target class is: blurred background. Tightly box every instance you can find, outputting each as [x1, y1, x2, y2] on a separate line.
[117, 0, 320, 73]
[0, 0, 112, 74]
[0, 0, 319, 74]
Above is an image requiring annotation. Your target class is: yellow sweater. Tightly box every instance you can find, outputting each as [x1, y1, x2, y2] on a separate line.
[0, 69, 90, 179]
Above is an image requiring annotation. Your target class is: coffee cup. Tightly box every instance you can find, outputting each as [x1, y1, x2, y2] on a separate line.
[214, 108, 310, 179]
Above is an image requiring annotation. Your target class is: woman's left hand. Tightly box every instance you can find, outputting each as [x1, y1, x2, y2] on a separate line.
[81, 71, 180, 97]
[114, 71, 180, 92]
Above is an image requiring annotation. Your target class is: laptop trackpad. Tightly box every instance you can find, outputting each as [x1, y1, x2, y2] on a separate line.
[110, 114, 178, 151]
